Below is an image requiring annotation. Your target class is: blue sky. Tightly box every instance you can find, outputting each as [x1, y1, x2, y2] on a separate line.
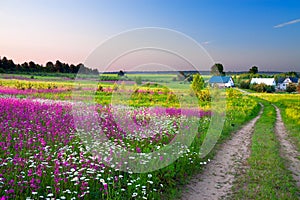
[0, 0, 300, 71]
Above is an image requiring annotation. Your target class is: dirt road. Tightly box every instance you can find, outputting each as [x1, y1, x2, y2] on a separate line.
[180, 105, 263, 200]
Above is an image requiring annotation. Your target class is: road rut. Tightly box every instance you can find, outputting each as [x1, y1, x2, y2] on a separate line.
[274, 105, 300, 187]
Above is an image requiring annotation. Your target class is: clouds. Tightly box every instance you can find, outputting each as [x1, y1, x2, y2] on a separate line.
[274, 19, 300, 28]
[201, 41, 213, 45]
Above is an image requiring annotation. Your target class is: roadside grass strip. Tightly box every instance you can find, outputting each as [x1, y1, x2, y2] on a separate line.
[232, 100, 300, 199]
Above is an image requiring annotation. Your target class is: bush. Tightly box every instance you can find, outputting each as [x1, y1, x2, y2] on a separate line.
[112, 83, 119, 91]
[250, 83, 275, 93]
[191, 74, 205, 94]
[135, 76, 142, 85]
[265, 85, 275, 93]
[97, 84, 103, 92]
[197, 89, 211, 101]
[250, 83, 265, 93]
[286, 83, 297, 93]
[166, 93, 177, 102]
[99, 76, 120, 81]
[239, 80, 250, 89]
[15, 81, 26, 90]
[26, 82, 33, 90]
[227, 88, 242, 98]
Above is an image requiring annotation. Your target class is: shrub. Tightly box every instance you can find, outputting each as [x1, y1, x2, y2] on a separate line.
[97, 84, 103, 92]
[16, 81, 25, 90]
[250, 83, 275, 93]
[112, 82, 119, 91]
[99, 76, 119, 81]
[250, 83, 267, 93]
[135, 76, 142, 85]
[197, 89, 211, 101]
[191, 74, 205, 94]
[133, 84, 138, 92]
[286, 83, 297, 93]
[239, 80, 250, 89]
[166, 92, 177, 102]
[26, 82, 33, 90]
[265, 85, 275, 93]
[227, 88, 242, 98]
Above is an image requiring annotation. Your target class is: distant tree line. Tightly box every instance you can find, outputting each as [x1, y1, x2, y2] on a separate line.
[0, 56, 98, 74]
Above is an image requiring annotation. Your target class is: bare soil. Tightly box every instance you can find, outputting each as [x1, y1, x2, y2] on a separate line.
[180, 105, 263, 200]
[274, 105, 300, 187]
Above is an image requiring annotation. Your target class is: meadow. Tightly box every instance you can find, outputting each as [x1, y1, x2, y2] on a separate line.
[0, 73, 262, 199]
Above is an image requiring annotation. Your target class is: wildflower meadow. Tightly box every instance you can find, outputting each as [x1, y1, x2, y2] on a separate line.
[0, 77, 260, 199]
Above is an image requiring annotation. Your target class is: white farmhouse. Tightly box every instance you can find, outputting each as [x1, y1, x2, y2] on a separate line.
[250, 78, 276, 86]
[277, 77, 299, 90]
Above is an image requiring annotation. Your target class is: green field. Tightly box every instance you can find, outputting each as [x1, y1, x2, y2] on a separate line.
[0, 73, 299, 199]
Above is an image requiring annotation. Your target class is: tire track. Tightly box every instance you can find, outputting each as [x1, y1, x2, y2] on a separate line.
[273, 105, 300, 187]
[180, 104, 263, 200]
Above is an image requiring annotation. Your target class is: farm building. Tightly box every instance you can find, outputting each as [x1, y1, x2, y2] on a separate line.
[250, 78, 276, 86]
[277, 77, 299, 90]
[209, 76, 235, 88]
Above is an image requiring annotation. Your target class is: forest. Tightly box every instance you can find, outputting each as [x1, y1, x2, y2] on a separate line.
[0, 56, 98, 74]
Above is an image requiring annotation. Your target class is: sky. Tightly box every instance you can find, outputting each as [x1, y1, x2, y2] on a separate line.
[0, 0, 300, 72]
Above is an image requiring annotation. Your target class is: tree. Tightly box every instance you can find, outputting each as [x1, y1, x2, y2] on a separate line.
[191, 73, 205, 94]
[54, 60, 62, 73]
[118, 70, 125, 77]
[21, 62, 29, 71]
[0, 56, 97, 74]
[211, 63, 225, 76]
[286, 71, 298, 78]
[274, 73, 286, 83]
[286, 83, 297, 93]
[249, 66, 258, 74]
[46, 61, 55, 72]
[29, 61, 36, 72]
[0, 57, 16, 71]
[1, 57, 8, 69]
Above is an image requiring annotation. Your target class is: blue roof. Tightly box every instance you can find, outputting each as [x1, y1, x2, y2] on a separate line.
[277, 77, 285, 84]
[289, 77, 299, 83]
[209, 76, 231, 83]
[278, 77, 299, 84]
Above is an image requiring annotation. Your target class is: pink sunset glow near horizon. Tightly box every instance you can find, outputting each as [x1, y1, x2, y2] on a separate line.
[0, 0, 300, 72]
